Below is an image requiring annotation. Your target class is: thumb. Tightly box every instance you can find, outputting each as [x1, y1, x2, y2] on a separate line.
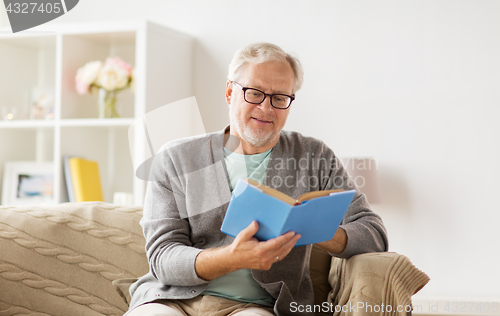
[236, 221, 259, 241]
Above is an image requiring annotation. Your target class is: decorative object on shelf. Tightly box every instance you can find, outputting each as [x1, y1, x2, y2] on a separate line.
[97, 88, 119, 119]
[1, 107, 17, 121]
[1, 161, 54, 205]
[75, 57, 134, 118]
[30, 87, 55, 120]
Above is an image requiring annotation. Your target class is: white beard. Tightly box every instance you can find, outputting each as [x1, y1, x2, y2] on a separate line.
[229, 105, 277, 148]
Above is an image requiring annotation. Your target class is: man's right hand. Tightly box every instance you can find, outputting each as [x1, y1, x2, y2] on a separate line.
[194, 221, 301, 281]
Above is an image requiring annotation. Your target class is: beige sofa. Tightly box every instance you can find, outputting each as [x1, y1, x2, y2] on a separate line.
[0, 202, 429, 316]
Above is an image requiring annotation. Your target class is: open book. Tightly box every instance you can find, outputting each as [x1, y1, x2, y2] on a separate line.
[221, 178, 356, 246]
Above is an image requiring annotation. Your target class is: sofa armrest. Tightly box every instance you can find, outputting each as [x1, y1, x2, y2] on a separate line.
[0, 202, 148, 316]
[327, 252, 430, 316]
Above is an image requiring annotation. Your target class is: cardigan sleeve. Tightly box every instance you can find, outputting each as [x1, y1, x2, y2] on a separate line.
[140, 147, 209, 286]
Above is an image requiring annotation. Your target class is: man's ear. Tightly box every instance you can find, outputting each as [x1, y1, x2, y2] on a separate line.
[225, 80, 233, 105]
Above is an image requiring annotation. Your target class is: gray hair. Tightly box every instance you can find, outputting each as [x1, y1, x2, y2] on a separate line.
[227, 42, 304, 93]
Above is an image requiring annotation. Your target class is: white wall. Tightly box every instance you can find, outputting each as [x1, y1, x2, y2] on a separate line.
[3, 0, 499, 303]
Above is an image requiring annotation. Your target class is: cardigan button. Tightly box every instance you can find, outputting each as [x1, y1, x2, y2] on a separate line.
[191, 290, 196, 294]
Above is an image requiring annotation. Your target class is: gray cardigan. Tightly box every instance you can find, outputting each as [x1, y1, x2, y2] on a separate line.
[128, 129, 388, 315]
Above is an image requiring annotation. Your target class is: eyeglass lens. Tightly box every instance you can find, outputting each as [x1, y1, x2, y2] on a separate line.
[244, 88, 291, 109]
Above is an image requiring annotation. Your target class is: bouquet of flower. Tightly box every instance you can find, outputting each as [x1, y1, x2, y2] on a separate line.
[75, 57, 134, 118]
[76, 56, 133, 94]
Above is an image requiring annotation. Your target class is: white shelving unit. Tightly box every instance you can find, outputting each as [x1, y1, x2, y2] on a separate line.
[0, 20, 193, 205]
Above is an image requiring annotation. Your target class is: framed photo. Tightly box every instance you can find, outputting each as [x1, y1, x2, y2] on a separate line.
[1, 161, 55, 205]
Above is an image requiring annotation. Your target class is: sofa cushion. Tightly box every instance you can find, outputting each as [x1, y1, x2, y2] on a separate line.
[0, 202, 149, 316]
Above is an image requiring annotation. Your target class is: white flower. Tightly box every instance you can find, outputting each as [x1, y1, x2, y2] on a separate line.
[130, 68, 136, 93]
[97, 57, 132, 91]
[75, 60, 102, 94]
[75, 57, 133, 95]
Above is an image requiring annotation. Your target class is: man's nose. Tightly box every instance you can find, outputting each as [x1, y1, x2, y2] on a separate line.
[258, 96, 274, 113]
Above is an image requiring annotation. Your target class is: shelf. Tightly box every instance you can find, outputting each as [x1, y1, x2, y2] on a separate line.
[0, 20, 193, 206]
[0, 120, 55, 129]
[0, 118, 135, 128]
[59, 118, 135, 127]
[0, 32, 56, 46]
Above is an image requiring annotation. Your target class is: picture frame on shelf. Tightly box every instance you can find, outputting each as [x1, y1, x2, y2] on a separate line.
[1, 161, 55, 206]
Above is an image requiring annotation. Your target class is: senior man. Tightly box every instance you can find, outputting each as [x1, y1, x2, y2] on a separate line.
[126, 43, 388, 316]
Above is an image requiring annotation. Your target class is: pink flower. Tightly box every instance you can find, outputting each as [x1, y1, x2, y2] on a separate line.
[75, 57, 133, 94]
[106, 57, 132, 76]
[75, 60, 103, 95]
[75, 80, 90, 94]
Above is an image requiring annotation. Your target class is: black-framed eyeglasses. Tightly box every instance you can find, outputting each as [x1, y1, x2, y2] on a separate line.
[231, 81, 295, 109]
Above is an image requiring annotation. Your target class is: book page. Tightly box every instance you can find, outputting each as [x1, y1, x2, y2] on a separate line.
[244, 178, 345, 205]
[244, 178, 297, 205]
[296, 189, 345, 203]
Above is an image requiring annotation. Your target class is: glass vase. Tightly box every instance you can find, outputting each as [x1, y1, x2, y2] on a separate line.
[97, 88, 120, 118]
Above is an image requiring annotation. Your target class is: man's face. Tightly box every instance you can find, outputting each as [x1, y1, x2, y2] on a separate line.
[226, 61, 295, 154]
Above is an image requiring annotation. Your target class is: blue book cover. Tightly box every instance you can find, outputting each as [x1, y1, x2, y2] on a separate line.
[221, 179, 356, 247]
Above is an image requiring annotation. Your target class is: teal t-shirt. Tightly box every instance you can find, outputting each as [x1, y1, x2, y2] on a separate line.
[223, 147, 271, 191]
[201, 147, 274, 307]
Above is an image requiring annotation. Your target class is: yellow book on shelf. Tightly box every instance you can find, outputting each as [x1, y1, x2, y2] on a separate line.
[68, 158, 103, 202]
